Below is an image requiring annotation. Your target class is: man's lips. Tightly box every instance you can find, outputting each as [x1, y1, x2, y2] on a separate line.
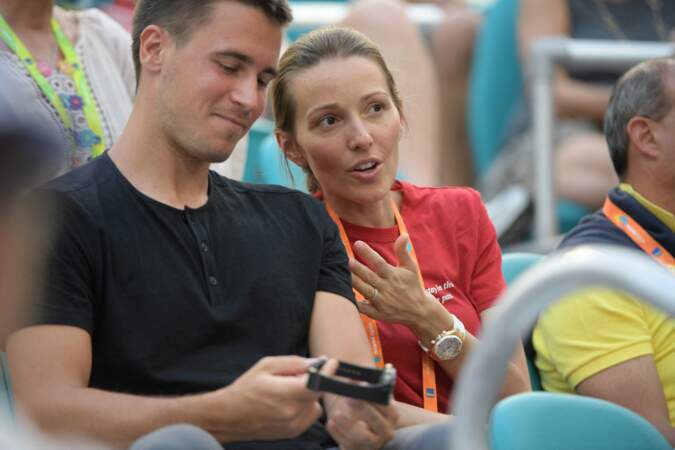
[214, 113, 246, 130]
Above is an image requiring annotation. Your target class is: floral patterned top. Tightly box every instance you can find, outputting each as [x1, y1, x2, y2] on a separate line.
[38, 59, 111, 168]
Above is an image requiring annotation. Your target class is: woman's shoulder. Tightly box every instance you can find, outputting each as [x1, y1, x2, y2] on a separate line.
[395, 180, 485, 209]
[80, 9, 130, 38]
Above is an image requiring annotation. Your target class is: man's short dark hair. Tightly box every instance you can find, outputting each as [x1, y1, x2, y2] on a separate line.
[604, 58, 675, 179]
[131, 0, 293, 85]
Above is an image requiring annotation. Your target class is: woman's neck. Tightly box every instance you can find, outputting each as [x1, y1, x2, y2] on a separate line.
[0, 0, 54, 31]
[324, 190, 402, 229]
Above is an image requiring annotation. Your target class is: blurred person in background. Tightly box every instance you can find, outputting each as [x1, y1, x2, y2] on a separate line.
[483, 0, 675, 209]
[533, 58, 675, 446]
[0, 0, 135, 177]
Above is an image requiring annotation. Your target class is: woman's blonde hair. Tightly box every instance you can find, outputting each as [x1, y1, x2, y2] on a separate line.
[271, 27, 402, 193]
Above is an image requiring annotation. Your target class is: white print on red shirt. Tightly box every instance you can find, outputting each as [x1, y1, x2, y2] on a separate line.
[425, 280, 454, 303]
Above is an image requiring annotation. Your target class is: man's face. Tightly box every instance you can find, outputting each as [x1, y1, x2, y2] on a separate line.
[651, 73, 675, 177]
[156, 2, 282, 163]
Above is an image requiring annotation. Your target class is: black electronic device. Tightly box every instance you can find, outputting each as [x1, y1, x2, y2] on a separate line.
[306, 359, 396, 405]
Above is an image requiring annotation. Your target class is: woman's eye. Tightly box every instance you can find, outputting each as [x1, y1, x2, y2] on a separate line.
[319, 115, 338, 127]
[369, 103, 384, 113]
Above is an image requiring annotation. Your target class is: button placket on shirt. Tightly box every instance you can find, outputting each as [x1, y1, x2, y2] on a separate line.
[184, 209, 219, 301]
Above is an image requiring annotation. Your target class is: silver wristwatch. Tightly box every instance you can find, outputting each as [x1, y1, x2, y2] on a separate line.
[418, 314, 466, 361]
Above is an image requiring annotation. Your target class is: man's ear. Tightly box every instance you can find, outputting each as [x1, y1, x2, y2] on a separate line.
[275, 130, 307, 168]
[626, 116, 660, 160]
[138, 25, 168, 77]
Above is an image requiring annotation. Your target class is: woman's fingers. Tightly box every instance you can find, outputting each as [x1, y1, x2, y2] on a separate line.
[349, 257, 383, 291]
[353, 240, 394, 278]
[351, 272, 381, 304]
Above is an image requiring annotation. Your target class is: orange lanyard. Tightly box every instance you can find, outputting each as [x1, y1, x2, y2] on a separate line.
[325, 198, 439, 412]
[603, 197, 675, 271]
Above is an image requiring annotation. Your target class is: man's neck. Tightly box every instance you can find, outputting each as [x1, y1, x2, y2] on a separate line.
[109, 102, 211, 210]
[0, 0, 54, 31]
[624, 174, 675, 216]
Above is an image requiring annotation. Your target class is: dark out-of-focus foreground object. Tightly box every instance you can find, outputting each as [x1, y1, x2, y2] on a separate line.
[0, 80, 65, 206]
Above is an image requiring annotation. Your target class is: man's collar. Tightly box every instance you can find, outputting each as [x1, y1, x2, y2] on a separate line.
[619, 183, 675, 233]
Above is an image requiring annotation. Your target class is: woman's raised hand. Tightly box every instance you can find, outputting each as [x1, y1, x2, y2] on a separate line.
[350, 234, 439, 327]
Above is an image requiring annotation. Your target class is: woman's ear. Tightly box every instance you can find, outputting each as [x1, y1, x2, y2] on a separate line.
[397, 101, 407, 136]
[275, 130, 308, 168]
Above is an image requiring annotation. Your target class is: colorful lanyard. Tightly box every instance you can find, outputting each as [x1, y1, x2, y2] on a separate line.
[603, 197, 675, 271]
[0, 14, 105, 158]
[325, 198, 439, 412]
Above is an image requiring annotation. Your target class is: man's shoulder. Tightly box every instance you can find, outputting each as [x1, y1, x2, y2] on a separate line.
[212, 174, 323, 209]
[44, 156, 113, 192]
[39, 156, 118, 223]
[558, 210, 637, 251]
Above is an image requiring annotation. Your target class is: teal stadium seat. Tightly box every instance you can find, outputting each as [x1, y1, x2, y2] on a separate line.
[286, 0, 350, 42]
[0, 353, 14, 424]
[243, 132, 308, 191]
[468, 0, 589, 233]
[490, 392, 672, 450]
[501, 252, 544, 390]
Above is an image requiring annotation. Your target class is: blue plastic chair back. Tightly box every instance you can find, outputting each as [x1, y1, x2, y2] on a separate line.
[243, 133, 308, 190]
[501, 253, 543, 284]
[468, 0, 590, 232]
[501, 253, 544, 390]
[490, 392, 672, 450]
[468, 0, 523, 179]
[0, 353, 14, 424]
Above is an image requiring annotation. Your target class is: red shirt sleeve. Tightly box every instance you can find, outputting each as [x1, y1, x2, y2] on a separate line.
[470, 191, 506, 312]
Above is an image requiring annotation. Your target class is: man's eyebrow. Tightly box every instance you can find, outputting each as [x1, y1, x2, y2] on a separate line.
[214, 51, 278, 77]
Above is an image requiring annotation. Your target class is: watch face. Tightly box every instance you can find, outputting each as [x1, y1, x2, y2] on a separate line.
[434, 335, 462, 360]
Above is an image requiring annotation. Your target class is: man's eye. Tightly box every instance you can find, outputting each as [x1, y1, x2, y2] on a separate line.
[258, 76, 273, 88]
[219, 63, 238, 73]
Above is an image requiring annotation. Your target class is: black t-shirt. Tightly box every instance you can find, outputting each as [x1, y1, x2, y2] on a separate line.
[34, 154, 355, 449]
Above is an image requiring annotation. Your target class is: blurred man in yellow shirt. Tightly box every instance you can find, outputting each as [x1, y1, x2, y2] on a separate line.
[533, 57, 675, 446]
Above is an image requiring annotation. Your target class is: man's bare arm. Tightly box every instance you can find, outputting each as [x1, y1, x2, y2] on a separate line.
[8, 325, 323, 448]
[576, 354, 675, 446]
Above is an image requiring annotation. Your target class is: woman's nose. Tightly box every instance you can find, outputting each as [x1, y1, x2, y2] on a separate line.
[347, 119, 374, 151]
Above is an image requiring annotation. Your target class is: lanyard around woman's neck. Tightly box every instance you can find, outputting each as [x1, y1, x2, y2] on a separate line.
[325, 197, 439, 412]
[603, 197, 675, 270]
[0, 14, 105, 158]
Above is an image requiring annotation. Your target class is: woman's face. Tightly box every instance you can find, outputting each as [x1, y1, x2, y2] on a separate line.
[286, 56, 402, 206]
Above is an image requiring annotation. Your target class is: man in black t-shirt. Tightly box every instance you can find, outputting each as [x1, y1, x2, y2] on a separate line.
[5, 1, 398, 449]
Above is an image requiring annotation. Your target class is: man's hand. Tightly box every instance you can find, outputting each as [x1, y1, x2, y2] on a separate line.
[326, 397, 398, 450]
[202, 356, 324, 442]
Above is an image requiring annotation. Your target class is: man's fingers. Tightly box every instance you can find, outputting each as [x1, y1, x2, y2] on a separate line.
[328, 413, 378, 450]
[345, 399, 395, 439]
[319, 358, 339, 377]
[255, 355, 319, 376]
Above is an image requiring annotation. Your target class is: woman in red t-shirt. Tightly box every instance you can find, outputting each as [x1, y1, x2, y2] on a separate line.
[272, 27, 530, 425]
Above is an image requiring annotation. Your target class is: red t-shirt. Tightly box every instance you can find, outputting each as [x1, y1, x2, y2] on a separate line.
[340, 181, 506, 413]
